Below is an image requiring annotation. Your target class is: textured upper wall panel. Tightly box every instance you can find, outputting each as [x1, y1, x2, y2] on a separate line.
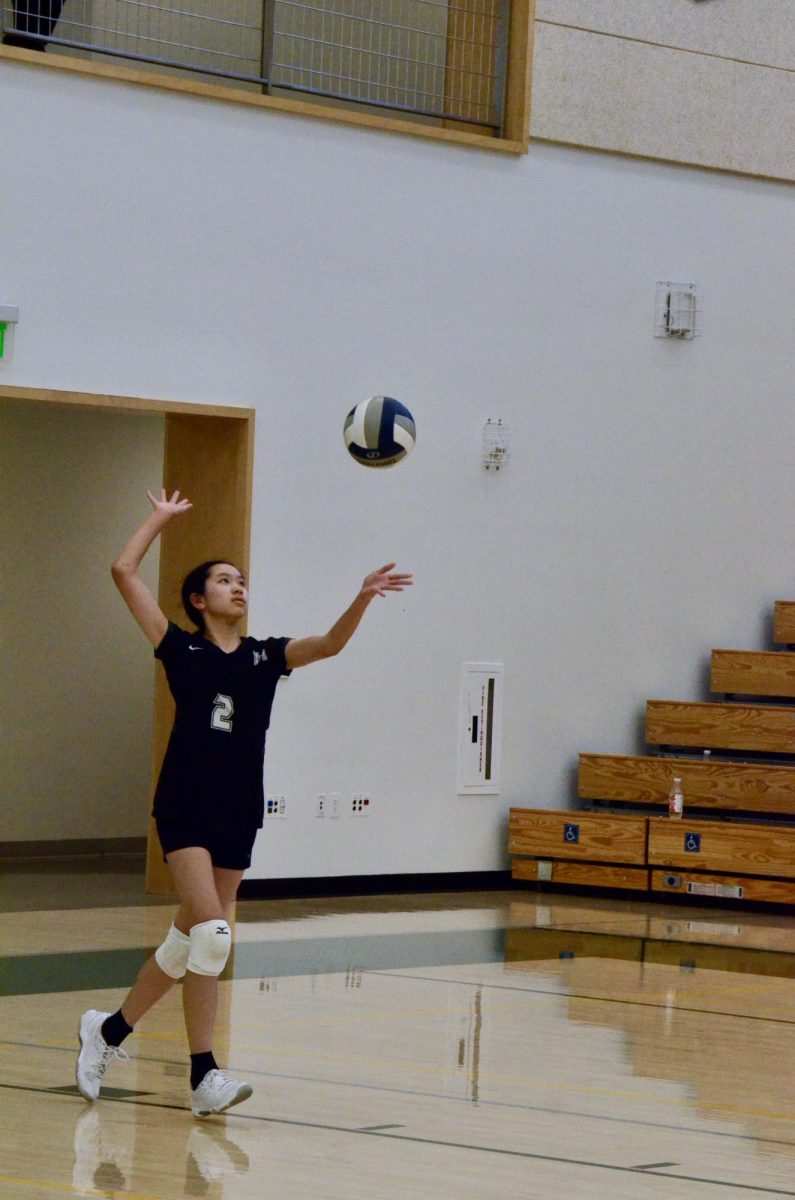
[531, 22, 795, 180]
[536, 0, 795, 71]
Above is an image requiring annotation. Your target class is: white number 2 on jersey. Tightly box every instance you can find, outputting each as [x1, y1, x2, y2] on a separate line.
[211, 693, 234, 732]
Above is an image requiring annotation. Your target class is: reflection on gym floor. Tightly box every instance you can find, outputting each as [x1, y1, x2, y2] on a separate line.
[2, 886, 795, 1199]
[72, 1105, 250, 1195]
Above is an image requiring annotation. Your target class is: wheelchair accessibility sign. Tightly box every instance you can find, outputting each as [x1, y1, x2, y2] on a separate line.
[684, 832, 701, 853]
[563, 823, 580, 844]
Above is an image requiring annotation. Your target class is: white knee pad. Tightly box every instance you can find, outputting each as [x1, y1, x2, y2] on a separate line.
[154, 923, 191, 980]
[187, 919, 232, 977]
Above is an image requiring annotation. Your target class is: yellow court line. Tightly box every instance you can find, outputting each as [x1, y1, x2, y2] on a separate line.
[0, 1175, 161, 1200]
[121, 1029, 186, 1046]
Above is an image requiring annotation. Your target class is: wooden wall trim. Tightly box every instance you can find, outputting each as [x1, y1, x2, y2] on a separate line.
[0, 42, 527, 156]
[0, 383, 252, 420]
[146, 411, 255, 894]
[504, 0, 534, 144]
[0, 384, 255, 897]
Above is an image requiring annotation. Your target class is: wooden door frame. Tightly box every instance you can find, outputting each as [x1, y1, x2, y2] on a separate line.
[0, 384, 255, 895]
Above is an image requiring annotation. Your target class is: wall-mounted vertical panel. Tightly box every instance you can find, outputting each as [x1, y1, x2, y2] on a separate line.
[458, 663, 504, 794]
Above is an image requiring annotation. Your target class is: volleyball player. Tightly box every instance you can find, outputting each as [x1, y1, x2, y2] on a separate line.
[76, 488, 412, 1117]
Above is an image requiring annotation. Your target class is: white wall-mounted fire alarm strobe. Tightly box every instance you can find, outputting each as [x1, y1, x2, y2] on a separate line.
[654, 282, 697, 339]
[482, 418, 510, 470]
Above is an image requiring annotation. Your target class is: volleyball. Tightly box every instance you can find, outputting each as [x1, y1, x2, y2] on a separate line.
[343, 396, 416, 468]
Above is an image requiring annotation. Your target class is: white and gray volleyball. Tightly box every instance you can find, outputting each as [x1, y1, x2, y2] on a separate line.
[343, 396, 416, 468]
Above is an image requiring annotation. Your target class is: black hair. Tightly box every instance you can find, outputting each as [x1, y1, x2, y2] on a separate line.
[181, 560, 241, 632]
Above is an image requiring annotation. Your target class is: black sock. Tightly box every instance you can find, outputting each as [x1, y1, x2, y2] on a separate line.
[190, 1051, 218, 1090]
[101, 1010, 134, 1048]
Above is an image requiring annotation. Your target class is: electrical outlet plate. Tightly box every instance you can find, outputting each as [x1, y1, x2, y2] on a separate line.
[329, 792, 342, 819]
[351, 793, 371, 817]
[316, 794, 327, 818]
[265, 794, 286, 819]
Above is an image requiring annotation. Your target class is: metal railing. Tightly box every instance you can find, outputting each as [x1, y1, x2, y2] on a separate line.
[2, 0, 510, 130]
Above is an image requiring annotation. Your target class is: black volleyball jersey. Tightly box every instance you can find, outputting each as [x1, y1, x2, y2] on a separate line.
[152, 622, 292, 827]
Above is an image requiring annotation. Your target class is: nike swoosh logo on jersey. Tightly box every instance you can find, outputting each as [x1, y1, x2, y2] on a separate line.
[189, 646, 203, 652]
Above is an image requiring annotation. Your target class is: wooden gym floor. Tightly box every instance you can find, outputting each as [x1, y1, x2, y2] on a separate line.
[2, 865, 795, 1199]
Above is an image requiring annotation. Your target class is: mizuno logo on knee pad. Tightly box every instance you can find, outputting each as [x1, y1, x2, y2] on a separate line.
[187, 919, 233, 977]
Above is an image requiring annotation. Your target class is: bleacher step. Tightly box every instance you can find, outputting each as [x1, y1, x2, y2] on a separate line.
[711, 649, 795, 697]
[645, 700, 795, 754]
[647, 815, 795, 878]
[773, 601, 795, 644]
[579, 753, 795, 813]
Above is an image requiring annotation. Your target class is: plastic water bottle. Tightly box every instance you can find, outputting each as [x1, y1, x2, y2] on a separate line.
[668, 776, 684, 818]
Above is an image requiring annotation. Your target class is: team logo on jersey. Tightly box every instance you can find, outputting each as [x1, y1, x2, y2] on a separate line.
[253, 649, 265, 666]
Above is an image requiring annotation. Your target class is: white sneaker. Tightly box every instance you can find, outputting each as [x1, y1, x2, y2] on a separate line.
[76, 1010, 129, 1102]
[190, 1069, 253, 1118]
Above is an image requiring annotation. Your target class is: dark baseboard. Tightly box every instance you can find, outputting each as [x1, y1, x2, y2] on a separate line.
[238, 869, 514, 900]
[0, 837, 147, 861]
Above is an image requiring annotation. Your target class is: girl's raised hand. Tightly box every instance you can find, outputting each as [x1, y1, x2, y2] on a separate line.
[361, 563, 414, 598]
[146, 488, 193, 518]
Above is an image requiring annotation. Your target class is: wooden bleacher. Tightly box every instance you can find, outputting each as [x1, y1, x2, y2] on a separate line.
[773, 601, 795, 643]
[509, 602, 795, 905]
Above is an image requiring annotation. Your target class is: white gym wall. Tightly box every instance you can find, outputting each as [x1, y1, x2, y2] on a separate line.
[1, 60, 793, 876]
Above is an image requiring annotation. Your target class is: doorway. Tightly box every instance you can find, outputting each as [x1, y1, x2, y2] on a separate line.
[0, 384, 255, 895]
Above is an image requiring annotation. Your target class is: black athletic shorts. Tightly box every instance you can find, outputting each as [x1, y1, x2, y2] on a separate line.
[156, 814, 259, 871]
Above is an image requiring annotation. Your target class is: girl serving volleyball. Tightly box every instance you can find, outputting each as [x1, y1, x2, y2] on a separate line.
[76, 488, 412, 1117]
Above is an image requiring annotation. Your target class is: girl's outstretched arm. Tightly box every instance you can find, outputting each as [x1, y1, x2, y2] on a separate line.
[112, 489, 193, 646]
[285, 563, 413, 669]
